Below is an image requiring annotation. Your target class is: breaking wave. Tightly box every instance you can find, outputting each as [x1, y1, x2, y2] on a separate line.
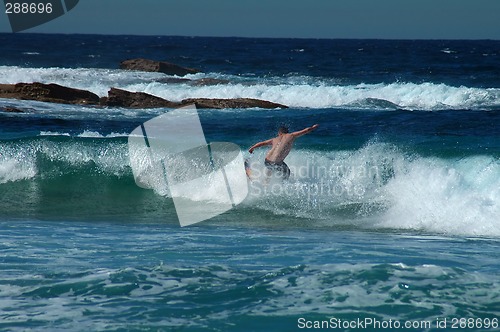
[1, 65, 499, 110]
[1, 135, 498, 236]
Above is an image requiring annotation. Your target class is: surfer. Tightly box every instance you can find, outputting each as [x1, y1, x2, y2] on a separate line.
[248, 124, 319, 180]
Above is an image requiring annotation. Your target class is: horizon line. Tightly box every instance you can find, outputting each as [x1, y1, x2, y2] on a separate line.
[1, 31, 499, 42]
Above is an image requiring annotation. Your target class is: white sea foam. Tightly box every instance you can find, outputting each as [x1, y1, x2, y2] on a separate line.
[129, 143, 247, 204]
[245, 143, 500, 236]
[0, 158, 37, 184]
[130, 137, 500, 235]
[40, 130, 129, 138]
[380, 155, 500, 236]
[40, 131, 71, 137]
[123, 81, 500, 110]
[0, 65, 165, 97]
[78, 131, 129, 138]
[1, 65, 499, 110]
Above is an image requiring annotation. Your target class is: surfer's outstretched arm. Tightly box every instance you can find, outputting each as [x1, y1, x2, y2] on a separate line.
[291, 124, 319, 138]
[248, 139, 273, 153]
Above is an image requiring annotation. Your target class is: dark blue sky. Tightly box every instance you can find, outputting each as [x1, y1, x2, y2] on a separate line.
[1, 0, 499, 39]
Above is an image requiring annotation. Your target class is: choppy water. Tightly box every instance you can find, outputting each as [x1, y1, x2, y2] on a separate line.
[1, 222, 499, 331]
[0, 34, 499, 331]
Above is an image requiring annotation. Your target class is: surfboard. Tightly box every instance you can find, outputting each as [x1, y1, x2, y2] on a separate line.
[244, 159, 252, 179]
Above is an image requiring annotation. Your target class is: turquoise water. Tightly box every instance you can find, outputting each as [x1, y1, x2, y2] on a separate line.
[0, 35, 499, 331]
[1, 221, 499, 331]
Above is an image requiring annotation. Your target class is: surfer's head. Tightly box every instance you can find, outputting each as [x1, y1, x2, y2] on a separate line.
[278, 125, 289, 134]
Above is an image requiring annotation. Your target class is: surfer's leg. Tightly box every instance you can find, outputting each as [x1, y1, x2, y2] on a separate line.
[281, 161, 290, 180]
[264, 159, 273, 184]
[244, 159, 252, 179]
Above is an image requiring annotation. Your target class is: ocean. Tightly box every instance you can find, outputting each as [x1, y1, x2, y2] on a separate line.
[0, 34, 499, 331]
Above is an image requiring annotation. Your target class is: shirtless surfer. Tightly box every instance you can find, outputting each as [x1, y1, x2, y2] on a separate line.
[248, 124, 319, 180]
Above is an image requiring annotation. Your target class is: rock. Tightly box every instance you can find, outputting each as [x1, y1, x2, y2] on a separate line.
[120, 58, 200, 76]
[190, 78, 231, 86]
[0, 84, 16, 95]
[0, 82, 288, 110]
[0, 82, 100, 105]
[1, 106, 23, 113]
[101, 88, 288, 109]
[156, 77, 192, 84]
[181, 98, 288, 109]
[101, 88, 181, 108]
[156, 77, 231, 86]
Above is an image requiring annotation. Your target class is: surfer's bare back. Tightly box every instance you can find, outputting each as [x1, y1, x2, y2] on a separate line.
[248, 124, 319, 179]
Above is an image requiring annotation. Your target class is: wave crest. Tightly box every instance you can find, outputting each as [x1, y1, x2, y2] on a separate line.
[1, 66, 499, 110]
[1, 136, 498, 236]
[246, 143, 500, 236]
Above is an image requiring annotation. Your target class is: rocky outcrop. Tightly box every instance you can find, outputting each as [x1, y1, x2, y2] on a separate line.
[157, 77, 231, 86]
[101, 88, 288, 109]
[1, 106, 23, 113]
[0, 83, 100, 105]
[100, 88, 180, 108]
[100, 89, 287, 109]
[0, 83, 288, 109]
[182, 98, 288, 109]
[156, 77, 192, 84]
[190, 78, 231, 86]
[120, 58, 200, 76]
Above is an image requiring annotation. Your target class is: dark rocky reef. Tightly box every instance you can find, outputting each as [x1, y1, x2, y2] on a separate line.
[1, 106, 24, 113]
[120, 58, 200, 76]
[182, 98, 287, 109]
[0, 59, 288, 110]
[0, 83, 287, 109]
[190, 78, 231, 86]
[0, 83, 100, 105]
[156, 77, 231, 86]
[100, 88, 287, 109]
[100, 88, 180, 108]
